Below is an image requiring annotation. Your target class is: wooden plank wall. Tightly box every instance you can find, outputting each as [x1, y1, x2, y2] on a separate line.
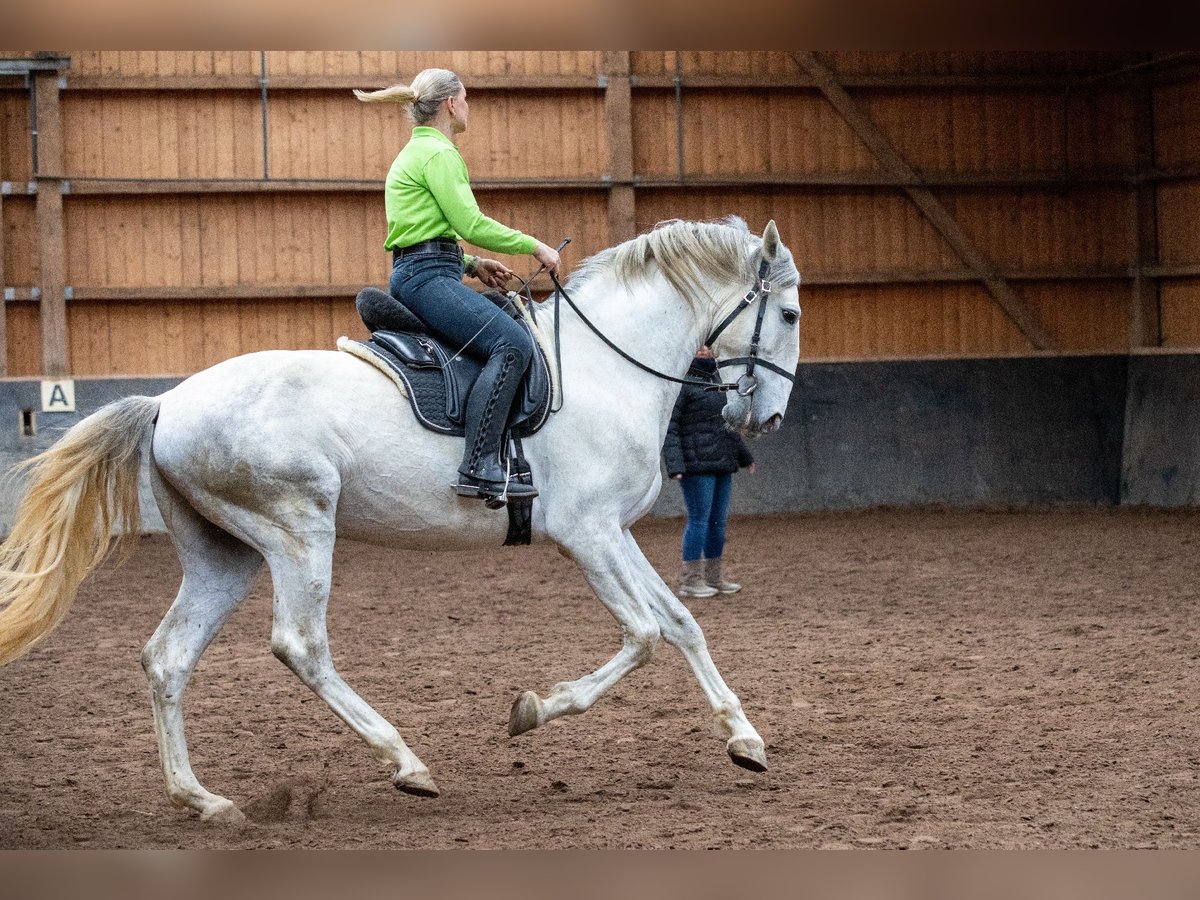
[0, 50, 1198, 376]
[1154, 74, 1200, 346]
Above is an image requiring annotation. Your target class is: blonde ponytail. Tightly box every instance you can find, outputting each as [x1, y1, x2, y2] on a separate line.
[353, 68, 463, 125]
[353, 84, 418, 104]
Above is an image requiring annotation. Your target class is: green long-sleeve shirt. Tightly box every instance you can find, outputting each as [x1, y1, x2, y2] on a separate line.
[383, 126, 537, 256]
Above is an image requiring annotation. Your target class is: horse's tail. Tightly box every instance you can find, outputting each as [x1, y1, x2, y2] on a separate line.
[0, 395, 161, 666]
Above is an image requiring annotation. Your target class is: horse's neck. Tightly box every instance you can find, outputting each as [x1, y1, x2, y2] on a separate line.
[556, 273, 708, 404]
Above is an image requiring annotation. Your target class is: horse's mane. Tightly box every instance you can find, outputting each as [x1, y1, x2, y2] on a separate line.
[568, 216, 799, 306]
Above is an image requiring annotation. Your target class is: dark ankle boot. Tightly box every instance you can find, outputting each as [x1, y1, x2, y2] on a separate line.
[455, 347, 538, 506]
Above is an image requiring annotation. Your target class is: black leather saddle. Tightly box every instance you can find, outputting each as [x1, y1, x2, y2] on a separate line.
[352, 287, 553, 439]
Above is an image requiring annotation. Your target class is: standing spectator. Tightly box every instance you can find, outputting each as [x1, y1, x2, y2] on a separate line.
[662, 347, 756, 598]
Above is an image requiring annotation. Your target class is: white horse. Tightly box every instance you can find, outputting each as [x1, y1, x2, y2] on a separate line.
[0, 217, 801, 823]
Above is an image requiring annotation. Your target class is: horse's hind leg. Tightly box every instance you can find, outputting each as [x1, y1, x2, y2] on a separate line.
[143, 469, 264, 823]
[261, 527, 439, 798]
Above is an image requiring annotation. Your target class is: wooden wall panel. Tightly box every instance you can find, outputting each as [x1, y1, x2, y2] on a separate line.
[797, 280, 1127, 360]
[633, 88, 1133, 179]
[641, 89, 879, 177]
[637, 188, 960, 273]
[631, 92, 680, 178]
[1161, 280, 1200, 347]
[941, 187, 1130, 269]
[1156, 180, 1200, 266]
[62, 92, 263, 178]
[634, 90, 880, 177]
[0, 91, 32, 180]
[65, 194, 385, 289]
[68, 51, 259, 77]
[1021, 281, 1130, 350]
[269, 90, 606, 180]
[1156, 77, 1200, 168]
[62, 191, 608, 293]
[6, 304, 40, 376]
[459, 190, 608, 273]
[3, 196, 37, 285]
[715, 278, 1126, 360]
[862, 88, 1133, 172]
[800, 284, 1026, 359]
[638, 190, 1131, 356]
[65, 297, 369, 376]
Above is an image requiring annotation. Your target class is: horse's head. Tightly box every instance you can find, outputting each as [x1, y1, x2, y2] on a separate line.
[708, 220, 801, 437]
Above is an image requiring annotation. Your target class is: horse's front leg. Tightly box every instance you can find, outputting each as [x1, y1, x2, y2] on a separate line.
[508, 527, 661, 736]
[620, 530, 768, 772]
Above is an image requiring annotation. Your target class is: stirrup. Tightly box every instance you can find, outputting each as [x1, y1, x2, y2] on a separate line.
[452, 475, 538, 508]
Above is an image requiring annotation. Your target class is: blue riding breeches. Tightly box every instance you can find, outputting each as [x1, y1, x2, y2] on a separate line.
[388, 248, 534, 370]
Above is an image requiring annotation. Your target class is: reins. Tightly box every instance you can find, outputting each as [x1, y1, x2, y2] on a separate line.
[542, 254, 796, 403]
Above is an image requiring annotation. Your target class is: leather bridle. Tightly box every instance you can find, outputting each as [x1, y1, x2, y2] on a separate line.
[546, 257, 796, 399]
[703, 257, 797, 396]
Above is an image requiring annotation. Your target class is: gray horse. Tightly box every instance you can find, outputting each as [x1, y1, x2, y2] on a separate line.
[0, 217, 801, 822]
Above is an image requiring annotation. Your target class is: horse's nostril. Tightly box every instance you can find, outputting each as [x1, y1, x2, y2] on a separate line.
[766, 413, 783, 432]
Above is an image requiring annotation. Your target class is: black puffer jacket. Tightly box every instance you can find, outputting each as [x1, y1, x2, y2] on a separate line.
[662, 357, 754, 477]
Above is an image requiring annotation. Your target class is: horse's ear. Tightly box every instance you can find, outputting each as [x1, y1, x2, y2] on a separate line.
[761, 219, 780, 263]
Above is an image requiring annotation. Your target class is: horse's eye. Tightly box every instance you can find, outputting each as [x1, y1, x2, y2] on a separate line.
[782, 309, 799, 325]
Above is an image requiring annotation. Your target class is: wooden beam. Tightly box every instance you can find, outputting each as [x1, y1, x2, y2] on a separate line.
[802, 267, 1133, 285]
[635, 170, 1136, 189]
[70, 284, 368, 301]
[634, 73, 1102, 90]
[60, 72, 1151, 93]
[7, 278, 558, 302]
[34, 72, 68, 376]
[1129, 75, 1161, 347]
[25, 164, 1200, 196]
[3, 266, 1161, 305]
[604, 51, 636, 245]
[1145, 265, 1200, 279]
[792, 51, 1056, 351]
[57, 177, 612, 195]
[63, 74, 604, 92]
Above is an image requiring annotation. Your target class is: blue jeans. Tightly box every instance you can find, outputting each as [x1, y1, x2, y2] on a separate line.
[389, 249, 534, 368]
[679, 472, 733, 562]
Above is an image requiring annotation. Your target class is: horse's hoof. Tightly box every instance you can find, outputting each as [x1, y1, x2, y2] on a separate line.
[508, 691, 542, 737]
[727, 737, 768, 773]
[393, 769, 440, 799]
[200, 799, 247, 825]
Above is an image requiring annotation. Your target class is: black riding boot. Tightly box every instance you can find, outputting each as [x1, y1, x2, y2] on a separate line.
[455, 347, 539, 506]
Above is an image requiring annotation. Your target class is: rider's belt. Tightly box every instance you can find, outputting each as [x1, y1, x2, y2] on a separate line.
[392, 238, 463, 265]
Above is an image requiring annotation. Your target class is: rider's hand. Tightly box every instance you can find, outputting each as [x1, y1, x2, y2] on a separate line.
[473, 258, 515, 289]
[533, 241, 560, 274]
[671, 474, 683, 480]
[747, 463, 756, 476]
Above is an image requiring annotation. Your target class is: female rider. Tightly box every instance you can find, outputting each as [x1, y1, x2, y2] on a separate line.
[355, 69, 560, 504]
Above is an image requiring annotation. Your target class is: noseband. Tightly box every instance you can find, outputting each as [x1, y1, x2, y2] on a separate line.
[547, 258, 796, 396]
